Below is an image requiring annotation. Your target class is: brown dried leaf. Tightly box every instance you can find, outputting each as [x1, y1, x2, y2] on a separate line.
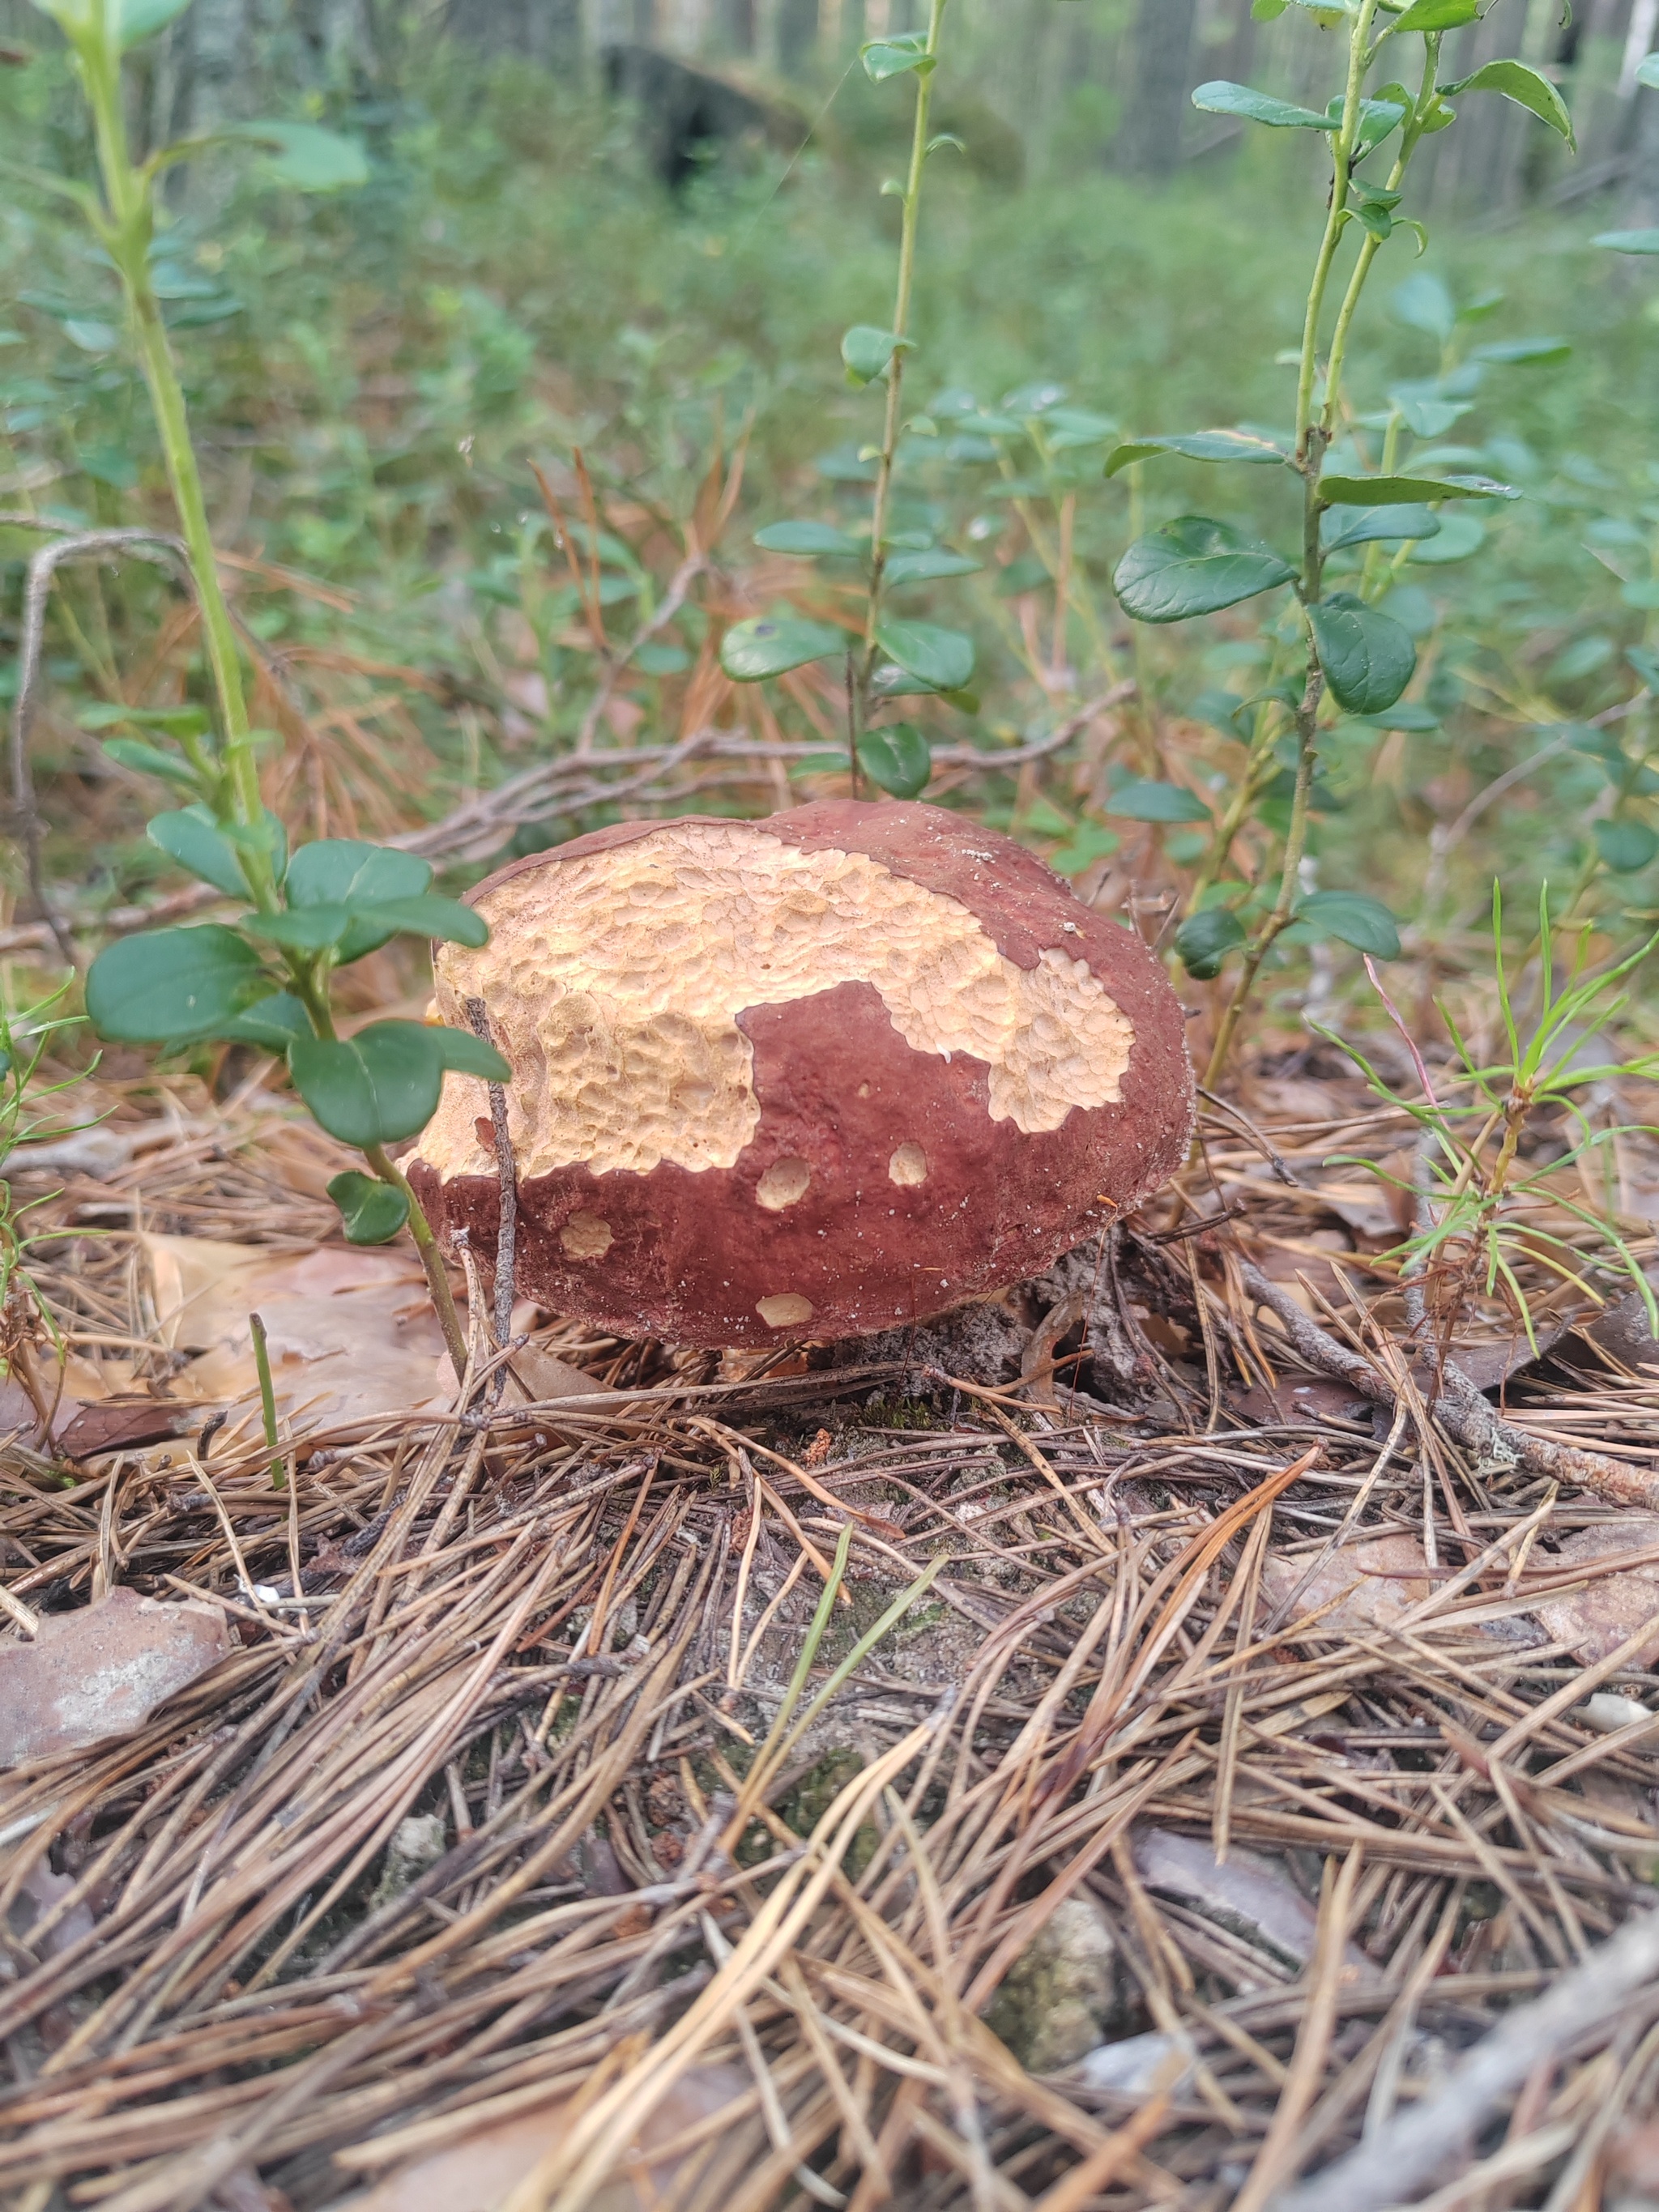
[1234, 1376, 1373, 1426]
[1531, 1518, 1659, 1665]
[1572, 1285, 1659, 1375]
[0, 1587, 232, 1768]
[1260, 1532, 1433, 1638]
[339, 2065, 750, 2211]
[58, 1399, 200, 1461]
[141, 1234, 451, 1429]
[1131, 1827, 1375, 1982]
[504, 1343, 610, 1404]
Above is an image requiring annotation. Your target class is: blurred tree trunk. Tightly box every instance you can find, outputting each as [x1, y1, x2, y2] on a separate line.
[1120, 0, 1196, 176]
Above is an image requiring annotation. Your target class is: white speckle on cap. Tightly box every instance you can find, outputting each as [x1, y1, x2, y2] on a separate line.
[756, 1157, 812, 1211]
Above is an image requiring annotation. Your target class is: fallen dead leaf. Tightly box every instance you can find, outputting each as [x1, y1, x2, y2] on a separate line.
[1610, 2116, 1659, 2194]
[6, 1858, 96, 1959]
[1131, 1826, 1375, 1983]
[1260, 1532, 1433, 1638]
[0, 1587, 232, 1768]
[1531, 1518, 1659, 1666]
[57, 1399, 203, 1461]
[1243, 1074, 1352, 1126]
[1571, 1285, 1659, 1374]
[143, 1234, 451, 1430]
[334, 2064, 750, 2210]
[1234, 1376, 1373, 1426]
[503, 1342, 609, 1404]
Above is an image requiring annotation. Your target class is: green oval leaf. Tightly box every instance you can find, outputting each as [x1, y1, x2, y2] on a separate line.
[1308, 593, 1417, 716]
[1592, 229, 1659, 254]
[227, 120, 369, 190]
[1175, 908, 1246, 981]
[216, 993, 313, 1050]
[350, 894, 488, 949]
[326, 1170, 411, 1246]
[1105, 428, 1290, 478]
[753, 521, 862, 557]
[287, 1021, 504, 1148]
[1438, 60, 1575, 150]
[1290, 890, 1401, 958]
[1113, 517, 1297, 624]
[719, 617, 847, 682]
[1043, 407, 1120, 450]
[1191, 80, 1335, 129]
[1107, 778, 1213, 825]
[873, 620, 975, 692]
[85, 926, 267, 1045]
[1406, 512, 1486, 565]
[113, 0, 192, 48]
[1346, 701, 1441, 731]
[104, 739, 202, 791]
[289, 1027, 440, 1149]
[1048, 825, 1120, 876]
[883, 548, 982, 585]
[1594, 820, 1659, 873]
[1392, 271, 1456, 342]
[842, 325, 910, 386]
[147, 808, 248, 897]
[245, 906, 356, 953]
[431, 1027, 513, 1080]
[862, 33, 934, 79]
[857, 724, 932, 800]
[284, 839, 433, 907]
[1319, 472, 1520, 505]
[1388, 0, 1480, 26]
[1322, 504, 1443, 552]
[1471, 336, 1572, 365]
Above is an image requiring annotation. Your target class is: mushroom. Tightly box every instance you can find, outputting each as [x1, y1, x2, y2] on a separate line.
[406, 800, 1194, 1349]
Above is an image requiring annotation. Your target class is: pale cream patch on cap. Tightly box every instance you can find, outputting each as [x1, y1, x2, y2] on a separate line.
[889, 1142, 928, 1187]
[423, 821, 1136, 1183]
[756, 1157, 812, 1211]
[559, 1213, 613, 1260]
[757, 1292, 814, 1329]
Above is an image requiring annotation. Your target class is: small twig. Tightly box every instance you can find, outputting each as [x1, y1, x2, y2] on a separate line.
[0, 1580, 41, 1638]
[1238, 1258, 1659, 1509]
[574, 548, 706, 755]
[1363, 956, 1440, 1106]
[464, 995, 518, 1390]
[5, 523, 193, 964]
[1269, 1909, 1659, 2212]
[1196, 1086, 1302, 1187]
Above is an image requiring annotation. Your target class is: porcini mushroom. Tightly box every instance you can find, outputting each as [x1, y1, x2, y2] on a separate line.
[407, 800, 1194, 1348]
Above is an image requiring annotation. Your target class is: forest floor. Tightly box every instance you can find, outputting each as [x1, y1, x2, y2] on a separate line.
[5, 1024, 1659, 2212]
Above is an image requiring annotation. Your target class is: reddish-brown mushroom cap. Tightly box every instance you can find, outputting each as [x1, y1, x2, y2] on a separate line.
[407, 800, 1194, 1348]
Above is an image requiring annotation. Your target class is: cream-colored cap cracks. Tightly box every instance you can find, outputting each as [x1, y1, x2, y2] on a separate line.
[419, 820, 1137, 1183]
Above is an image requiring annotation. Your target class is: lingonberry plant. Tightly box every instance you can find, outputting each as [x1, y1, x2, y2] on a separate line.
[11, 0, 508, 1376]
[718, 0, 981, 802]
[1107, 0, 1573, 1084]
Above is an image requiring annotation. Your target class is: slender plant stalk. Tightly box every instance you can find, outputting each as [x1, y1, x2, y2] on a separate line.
[365, 1145, 470, 1382]
[77, 38, 267, 886]
[273, 965, 468, 1381]
[248, 1311, 284, 1490]
[854, 0, 949, 769]
[1205, 0, 1388, 1089]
